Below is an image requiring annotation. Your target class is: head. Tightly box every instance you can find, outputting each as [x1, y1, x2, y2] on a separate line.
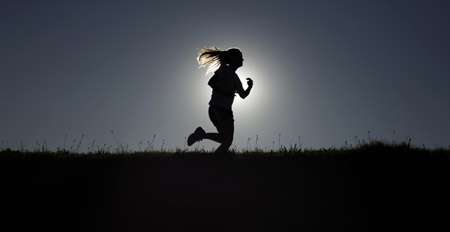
[226, 48, 244, 69]
[197, 47, 244, 74]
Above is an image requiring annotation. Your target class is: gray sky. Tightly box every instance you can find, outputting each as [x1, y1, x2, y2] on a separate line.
[1, 0, 449, 152]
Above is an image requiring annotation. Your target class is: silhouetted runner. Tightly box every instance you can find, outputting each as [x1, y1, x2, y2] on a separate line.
[187, 47, 253, 153]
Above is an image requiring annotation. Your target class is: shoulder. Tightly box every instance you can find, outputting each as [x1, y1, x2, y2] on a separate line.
[215, 65, 234, 76]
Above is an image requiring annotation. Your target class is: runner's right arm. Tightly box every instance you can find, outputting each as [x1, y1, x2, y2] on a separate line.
[236, 78, 253, 99]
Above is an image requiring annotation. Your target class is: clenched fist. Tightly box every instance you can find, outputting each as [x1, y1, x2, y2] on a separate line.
[246, 78, 253, 88]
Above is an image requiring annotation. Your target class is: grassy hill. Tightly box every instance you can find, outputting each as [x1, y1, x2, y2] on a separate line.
[1, 142, 449, 231]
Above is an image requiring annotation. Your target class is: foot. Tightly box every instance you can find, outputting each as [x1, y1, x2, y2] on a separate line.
[187, 127, 206, 146]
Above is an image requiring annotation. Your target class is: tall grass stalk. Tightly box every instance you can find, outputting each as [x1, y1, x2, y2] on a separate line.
[278, 133, 281, 150]
[70, 139, 76, 153]
[88, 139, 96, 153]
[146, 135, 156, 152]
[111, 130, 125, 153]
[74, 134, 84, 153]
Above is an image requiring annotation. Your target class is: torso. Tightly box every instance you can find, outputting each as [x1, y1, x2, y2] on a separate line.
[209, 65, 242, 110]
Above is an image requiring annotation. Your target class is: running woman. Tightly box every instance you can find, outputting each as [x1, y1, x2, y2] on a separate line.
[187, 47, 253, 153]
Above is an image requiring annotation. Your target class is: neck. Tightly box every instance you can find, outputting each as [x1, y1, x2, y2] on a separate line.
[230, 65, 239, 72]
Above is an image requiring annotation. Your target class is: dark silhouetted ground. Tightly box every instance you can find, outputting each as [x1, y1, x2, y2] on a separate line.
[1, 143, 449, 231]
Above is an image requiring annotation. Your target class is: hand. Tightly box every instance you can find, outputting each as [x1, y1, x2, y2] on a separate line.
[246, 78, 253, 87]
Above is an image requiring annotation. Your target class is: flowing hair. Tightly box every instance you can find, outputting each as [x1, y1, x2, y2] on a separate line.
[197, 46, 241, 75]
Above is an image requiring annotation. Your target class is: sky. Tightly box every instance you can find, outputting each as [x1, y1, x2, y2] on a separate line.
[1, 0, 449, 152]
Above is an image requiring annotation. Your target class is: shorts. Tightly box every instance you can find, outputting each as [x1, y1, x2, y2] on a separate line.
[208, 105, 234, 127]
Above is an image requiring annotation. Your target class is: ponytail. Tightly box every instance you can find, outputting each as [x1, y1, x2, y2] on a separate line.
[197, 46, 241, 75]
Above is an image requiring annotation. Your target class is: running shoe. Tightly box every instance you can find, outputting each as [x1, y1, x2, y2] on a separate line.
[187, 127, 205, 146]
